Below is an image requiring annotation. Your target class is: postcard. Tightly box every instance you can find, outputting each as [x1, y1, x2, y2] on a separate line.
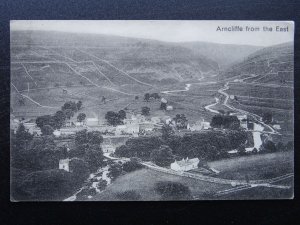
[10, 20, 294, 201]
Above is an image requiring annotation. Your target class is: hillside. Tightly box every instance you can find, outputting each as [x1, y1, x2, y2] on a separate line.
[221, 42, 294, 84]
[11, 30, 219, 88]
[180, 42, 262, 69]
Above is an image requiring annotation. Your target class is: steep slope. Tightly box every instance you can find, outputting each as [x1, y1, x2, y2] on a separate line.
[11, 30, 219, 86]
[180, 42, 262, 69]
[221, 42, 294, 84]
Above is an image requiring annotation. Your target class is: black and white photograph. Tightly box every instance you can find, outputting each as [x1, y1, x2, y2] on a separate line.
[10, 20, 294, 201]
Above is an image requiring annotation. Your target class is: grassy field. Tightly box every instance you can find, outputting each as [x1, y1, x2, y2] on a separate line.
[92, 168, 231, 201]
[219, 177, 294, 200]
[208, 151, 294, 181]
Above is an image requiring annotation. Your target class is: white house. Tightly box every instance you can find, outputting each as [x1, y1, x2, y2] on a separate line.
[166, 105, 173, 111]
[115, 125, 127, 135]
[102, 144, 115, 153]
[53, 130, 61, 137]
[86, 118, 99, 126]
[151, 117, 161, 124]
[273, 124, 281, 130]
[161, 98, 168, 104]
[202, 122, 211, 130]
[139, 122, 155, 133]
[59, 158, 70, 172]
[170, 157, 199, 172]
[126, 123, 140, 134]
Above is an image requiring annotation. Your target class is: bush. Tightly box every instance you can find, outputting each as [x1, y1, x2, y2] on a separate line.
[154, 181, 192, 200]
[115, 190, 142, 200]
[96, 180, 107, 191]
[122, 160, 144, 173]
[108, 163, 123, 180]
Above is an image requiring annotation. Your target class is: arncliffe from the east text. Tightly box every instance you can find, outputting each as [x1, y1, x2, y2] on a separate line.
[216, 26, 289, 32]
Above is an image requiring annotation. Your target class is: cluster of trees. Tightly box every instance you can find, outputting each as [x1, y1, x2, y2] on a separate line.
[141, 106, 150, 116]
[10, 125, 87, 200]
[262, 112, 273, 124]
[105, 110, 126, 126]
[36, 101, 83, 135]
[10, 125, 104, 200]
[172, 114, 188, 130]
[259, 140, 294, 153]
[114, 137, 164, 160]
[72, 129, 105, 172]
[211, 114, 240, 130]
[115, 129, 248, 164]
[150, 145, 174, 167]
[108, 158, 144, 181]
[144, 93, 161, 102]
[168, 130, 248, 161]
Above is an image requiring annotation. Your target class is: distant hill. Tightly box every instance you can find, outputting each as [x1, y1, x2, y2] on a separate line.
[11, 30, 219, 85]
[180, 42, 262, 69]
[221, 42, 294, 84]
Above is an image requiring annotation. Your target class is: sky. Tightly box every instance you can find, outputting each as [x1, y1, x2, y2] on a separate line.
[10, 20, 294, 46]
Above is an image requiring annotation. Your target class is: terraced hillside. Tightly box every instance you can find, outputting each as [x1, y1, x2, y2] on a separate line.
[222, 42, 293, 85]
[10, 30, 220, 119]
[220, 42, 294, 134]
[11, 30, 218, 87]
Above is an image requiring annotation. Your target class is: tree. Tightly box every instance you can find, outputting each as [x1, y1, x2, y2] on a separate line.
[118, 110, 126, 120]
[87, 131, 103, 145]
[76, 101, 82, 110]
[262, 112, 273, 124]
[260, 140, 277, 153]
[62, 101, 78, 112]
[75, 129, 89, 146]
[151, 93, 161, 99]
[77, 113, 86, 123]
[105, 111, 122, 126]
[64, 109, 74, 120]
[84, 145, 105, 172]
[161, 124, 175, 141]
[69, 158, 89, 181]
[96, 180, 107, 191]
[41, 125, 54, 136]
[160, 102, 167, 110]
[135, 96, 139, 100]
[237, 144, 246, 156]
[141, 106, 150, 116]
[115, 137, 164, 160]
[36, 115, 54, 129]
[54, 110, 66, 128]
[15, 123, 33, 150]
[144, 93, 150, 102]
[122, 159, 144, 172]
[108, 163, 123, 180]
[150, 145, 174, 167]
[173, 114, 188, 129]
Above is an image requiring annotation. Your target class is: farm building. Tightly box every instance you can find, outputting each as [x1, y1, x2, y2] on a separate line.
[139, 122, 155, 133]
[59, 158, 70, 172]
[170, 157, 199, 172]
[151, 117, 161, 124]
[166, 105, 173, 111]
[86, 118, 99, 126]
[102, 144, 115, 153]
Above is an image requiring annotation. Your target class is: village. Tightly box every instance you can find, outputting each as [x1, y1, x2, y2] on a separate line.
[10, 93, 264, 176]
